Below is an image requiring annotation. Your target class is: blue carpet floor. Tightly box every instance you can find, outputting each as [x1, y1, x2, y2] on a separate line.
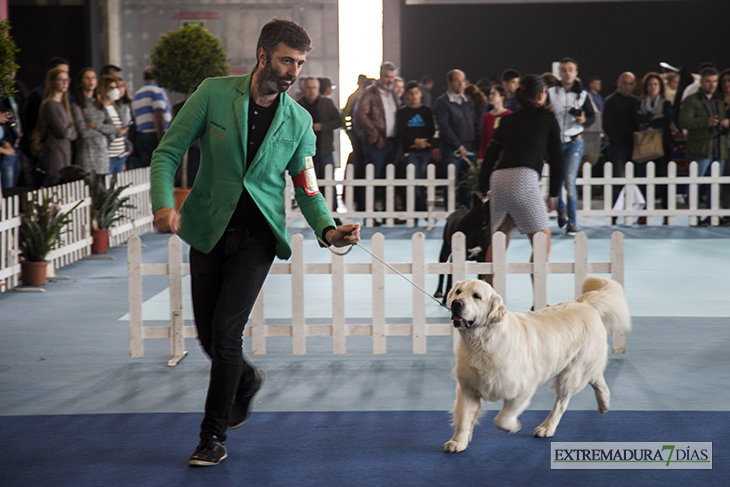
[1, 411, 725, 487]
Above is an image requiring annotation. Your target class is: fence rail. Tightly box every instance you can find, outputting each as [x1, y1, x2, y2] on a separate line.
[126, 230, 625, 365]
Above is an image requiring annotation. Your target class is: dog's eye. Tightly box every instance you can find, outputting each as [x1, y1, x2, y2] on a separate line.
[472, 293, 481, 300]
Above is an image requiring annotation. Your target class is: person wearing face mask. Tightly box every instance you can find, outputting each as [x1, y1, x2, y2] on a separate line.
[71, 69, 118, 177]
[99, 75, 130, 173]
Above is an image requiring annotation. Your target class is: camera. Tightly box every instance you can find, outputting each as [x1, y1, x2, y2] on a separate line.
[568, 107, 582, 118]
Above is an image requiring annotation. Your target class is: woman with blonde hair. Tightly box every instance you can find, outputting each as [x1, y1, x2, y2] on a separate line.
[98, 75, 130, 173]
[36, 67, 77, 186]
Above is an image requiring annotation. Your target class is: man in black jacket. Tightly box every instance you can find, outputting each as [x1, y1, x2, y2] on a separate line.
[298, 76, 343, 180]
[603, 72, 639, 205]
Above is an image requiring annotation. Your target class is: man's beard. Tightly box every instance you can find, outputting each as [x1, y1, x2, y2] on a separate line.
[257, 59, 296, 95]
[379, 79, 393, 91]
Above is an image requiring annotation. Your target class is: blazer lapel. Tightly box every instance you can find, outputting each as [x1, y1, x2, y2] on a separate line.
[233, 76, 251, 165]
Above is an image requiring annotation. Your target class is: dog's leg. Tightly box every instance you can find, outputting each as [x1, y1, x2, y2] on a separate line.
[534, 383, 574, 438]
[590, 374, 611, 414]
[494, 393, 532, 433]
[444, 384, 481, 453]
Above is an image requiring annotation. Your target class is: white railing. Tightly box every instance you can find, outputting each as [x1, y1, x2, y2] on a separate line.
[542, 160, 730, 226]
[0, 168, 153, 291]
[0, 195, 21, 291]
[126, 230, 625, 365]
[286, 163, 457, 229]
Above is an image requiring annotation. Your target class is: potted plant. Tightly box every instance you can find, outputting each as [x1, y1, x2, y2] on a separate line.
[150, 24, 229, 207]
[0, 19, 20, 101]
[19, 192, 81, 286]
[88, 172, 136, 254]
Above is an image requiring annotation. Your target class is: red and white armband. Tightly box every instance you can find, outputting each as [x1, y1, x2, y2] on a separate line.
[291, 156, 320, 196]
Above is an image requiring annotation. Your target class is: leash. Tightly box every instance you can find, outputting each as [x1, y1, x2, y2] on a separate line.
[321, 239, 451, 311]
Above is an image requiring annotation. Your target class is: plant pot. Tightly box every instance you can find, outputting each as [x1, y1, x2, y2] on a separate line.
[174, 188, 191, 209]
[21, 261, 48, 286]
[91, 228, 110, 254]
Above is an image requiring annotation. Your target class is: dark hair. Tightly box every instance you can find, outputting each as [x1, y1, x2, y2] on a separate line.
[143, 68, 155, 81]
[100, 64, 122, 77]
[501, 69, 520, 82]
[541, 72, 558, 87]
[718, 69, 730, 93]
[447, 69, 464, 83]
[73, 67, 102, 110]
[464, 84, 486, 104]
[700, 67, 719, 79]
[419, 75, 433, 85]
[405, 80, 420, 92]
[97, 75, 120, 105]
[45, 56, 69, 73]
[587, 75, 601, 83]
[698, 62, 716, 72]
[255, 19, 312, 69]
[559, 57, 578, 68]
[489, 85, 507, 98]
[640, 72, 666, 98]
[318, 76, 333, 96]
[514, 74, 546, 110]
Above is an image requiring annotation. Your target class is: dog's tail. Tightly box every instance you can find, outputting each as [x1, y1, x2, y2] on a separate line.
[577, 276, 632, 336]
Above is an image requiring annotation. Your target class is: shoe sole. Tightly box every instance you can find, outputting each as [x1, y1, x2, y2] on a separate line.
[188, 452, 228, 467]
[229, 370, 267, 430]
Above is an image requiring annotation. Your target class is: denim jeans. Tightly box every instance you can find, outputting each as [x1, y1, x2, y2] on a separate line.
[0, 150, 21, 189]
[189, 226, 276, 441]
[694, 158, 726, 205]
[557, 138, 584, 226]
[405, 151, 431, 211]
[440, 141, 476, 208]
[363, 138, 398, 206]
[109, 155, 127, 174]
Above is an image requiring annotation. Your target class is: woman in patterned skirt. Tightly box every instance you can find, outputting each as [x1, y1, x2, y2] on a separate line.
[478, 74, 564, 291]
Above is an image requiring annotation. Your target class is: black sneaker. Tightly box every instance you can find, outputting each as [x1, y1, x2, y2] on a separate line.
[188, 435, 227, 467]
[558, 210, 567, 229]
[228, 369, 266, 429]
[565, 224, 578, 236]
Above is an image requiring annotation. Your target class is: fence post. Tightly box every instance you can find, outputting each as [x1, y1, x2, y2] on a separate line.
[532, 231, 547, 310]
[127, 235, 144, 358]
[603, 162, 613, 226]
[625, 161, 635, 226]
[371, 232, 386, 354]
[610, 231, 626, 354]
[426, 164, 437, 229]
[573, 232, 588, 298]
[344, 165, 355, 226]
[406, 164, 416, 228]
[365, 164, 375, 227]
[646, 161, 656, 226]
[491, 231, 506, 300]
[167, 235, 187, 366]
[688, 161, 698, 227]
[667, 161, 677, 226]
[451, 231, 467, 353]
[582, 162, 592, 227]
[291, 233, 306, 355]
[710, 161, 720, 226]
[385, 164, 395, 227]
[332, 233, 346, 355]
[412, 232, 426, 354]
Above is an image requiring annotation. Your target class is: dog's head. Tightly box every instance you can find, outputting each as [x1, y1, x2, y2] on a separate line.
[446, 279, 507, 330]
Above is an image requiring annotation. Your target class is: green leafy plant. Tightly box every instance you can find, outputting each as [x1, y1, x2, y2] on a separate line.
[150, 24, 229, 96]
[0, 19, 20, 100]
[19, 193, 81, 262]
[88, 172, 136, 230]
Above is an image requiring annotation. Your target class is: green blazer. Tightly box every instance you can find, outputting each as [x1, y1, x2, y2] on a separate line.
[150, 74, 335, 259]
[678, 91, 728, 160]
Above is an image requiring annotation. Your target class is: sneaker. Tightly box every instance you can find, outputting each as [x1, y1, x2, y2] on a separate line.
[228, 369, 266, 429]
[565, 224, 578, 236]
[188, 435, 227, 467]
[558, 210, 567, 230]
[695, 217, 711, 227]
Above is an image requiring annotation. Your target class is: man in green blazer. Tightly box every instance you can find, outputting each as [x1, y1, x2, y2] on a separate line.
[150, 19, 360, 467]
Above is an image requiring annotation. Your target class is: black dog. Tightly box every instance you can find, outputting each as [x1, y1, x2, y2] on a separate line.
[434, 194, 491, 302]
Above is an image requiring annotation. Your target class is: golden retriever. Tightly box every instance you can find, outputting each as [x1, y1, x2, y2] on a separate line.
[444, 277, 631, 453]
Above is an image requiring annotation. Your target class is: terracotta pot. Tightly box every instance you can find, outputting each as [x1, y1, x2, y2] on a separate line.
[91, 228, 110, 254]
[21, 261, 48, 286]
[174, 188, 191, 209]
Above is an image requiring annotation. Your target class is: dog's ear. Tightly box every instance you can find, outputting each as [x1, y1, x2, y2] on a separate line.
[486, 293, 507, 325]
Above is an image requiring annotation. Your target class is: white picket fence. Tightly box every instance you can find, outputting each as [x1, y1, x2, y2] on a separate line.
[293, 160, 730, 228]
[0, 168, 153, 292]
[286, 163, 457, 229]
[126, 230, 625, 366]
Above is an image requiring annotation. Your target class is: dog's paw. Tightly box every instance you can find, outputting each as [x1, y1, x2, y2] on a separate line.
[434, 291, 443, 299]
[494, 417, 522, 434]
[444, 439, 467, 453]
[598, 403, 609, 414]
[533, 424, 556, 438]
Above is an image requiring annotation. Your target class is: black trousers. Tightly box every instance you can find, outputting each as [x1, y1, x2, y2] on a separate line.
[189, 226, 276, 441]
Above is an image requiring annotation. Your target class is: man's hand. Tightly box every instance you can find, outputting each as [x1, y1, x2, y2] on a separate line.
[709, 115, 720, 127]
[575, 113, 586, 125]
[722, 118, 730, 129]
[411, 138, 430, 150]
[312, 122, 322, 132]
[153, 207, 180, 233]
[459, 146, 469, 159]
[325, 224, 360, 248]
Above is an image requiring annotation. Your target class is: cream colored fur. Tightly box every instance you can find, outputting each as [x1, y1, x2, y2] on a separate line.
[444, 277, 631, 453]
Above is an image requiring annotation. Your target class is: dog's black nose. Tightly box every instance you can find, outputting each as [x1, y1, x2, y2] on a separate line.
[451, 300, 463, 314]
